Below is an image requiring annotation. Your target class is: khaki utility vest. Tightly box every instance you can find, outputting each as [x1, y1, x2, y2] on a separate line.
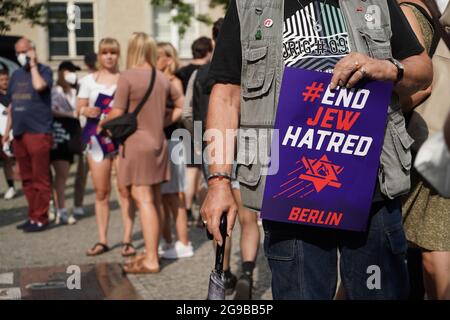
[234, 0, 415, 210]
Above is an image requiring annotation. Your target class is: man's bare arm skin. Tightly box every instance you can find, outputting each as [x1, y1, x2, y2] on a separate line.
[201, 83, 241, 245]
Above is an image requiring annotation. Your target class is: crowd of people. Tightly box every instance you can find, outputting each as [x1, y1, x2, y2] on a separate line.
[0, 18, 259, 300]
[0, 0, 449, 300]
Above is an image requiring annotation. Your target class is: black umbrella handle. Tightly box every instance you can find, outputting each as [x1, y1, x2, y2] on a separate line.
[215, 214, 227, 275]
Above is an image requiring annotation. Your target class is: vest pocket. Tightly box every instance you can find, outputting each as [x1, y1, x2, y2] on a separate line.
[389, 112, 414, 171]
[246, 46, 267, 89]
[358, 27, 393, 60]
[236, 133, 262, 187]
[242, 45, 275, 99]
[379, 110, 414, 199]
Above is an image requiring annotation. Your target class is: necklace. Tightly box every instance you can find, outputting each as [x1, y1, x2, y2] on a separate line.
[296, 0, 329, 33]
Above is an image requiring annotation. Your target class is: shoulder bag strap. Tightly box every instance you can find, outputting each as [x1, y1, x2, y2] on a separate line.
[132, 67, 157, 117]
[423, 0, 450, 50]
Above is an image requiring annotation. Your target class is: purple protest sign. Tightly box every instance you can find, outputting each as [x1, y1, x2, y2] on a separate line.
[81, 93, 115, 145]
[81, 93, 118, 160]
[261, 68, 393, 232]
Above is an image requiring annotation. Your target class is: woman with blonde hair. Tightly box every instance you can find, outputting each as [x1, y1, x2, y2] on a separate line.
[156, 42, 193, 259]
[101, 33, 183, 273]
[77, 38, 136, 257]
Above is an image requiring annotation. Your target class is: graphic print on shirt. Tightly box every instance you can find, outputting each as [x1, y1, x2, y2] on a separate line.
[283, 1, 350, 72]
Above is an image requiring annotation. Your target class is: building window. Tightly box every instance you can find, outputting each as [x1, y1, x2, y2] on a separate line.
[48, 1, 94, 59]
[153, 3, 199, 59]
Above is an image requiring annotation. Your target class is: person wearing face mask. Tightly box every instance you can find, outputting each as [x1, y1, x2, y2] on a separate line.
[50, 61, 82, 225]
[2, 37, 53, 233]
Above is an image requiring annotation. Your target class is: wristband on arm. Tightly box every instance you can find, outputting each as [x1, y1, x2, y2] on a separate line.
[207, 172, 232, 183]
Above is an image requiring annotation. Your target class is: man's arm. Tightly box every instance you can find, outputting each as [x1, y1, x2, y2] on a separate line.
[28, 48, 49, 92]
[2, 105, 12, 144]
[331, 50, 432, 105]
[200, 83, 241, 245]
[394, 51, 433, 97]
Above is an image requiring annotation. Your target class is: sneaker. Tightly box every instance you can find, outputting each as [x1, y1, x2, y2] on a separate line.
[16, 220, 32, 230]
[233, 274, 253, 300]
[224, 272, 238, 296]
[3, 187, 16, 200]
[161, 241, 194, 259]
[23, 222, 48, 233]
[48, 200, 56, 222]
[48, 210, 56, 222]
[67, 215, 77, 225]
[73, 207, 85, 217]
[56, 209, 70, 225]
[158, 239, 173, 255]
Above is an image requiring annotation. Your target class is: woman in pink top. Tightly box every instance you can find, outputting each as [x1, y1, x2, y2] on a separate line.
[101, 33, 183, 273]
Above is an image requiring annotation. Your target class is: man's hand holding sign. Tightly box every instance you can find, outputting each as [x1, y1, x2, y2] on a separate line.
[202, 47, 431, 242]
[331, 51, 432, 98]
[262, 68, 393, 231]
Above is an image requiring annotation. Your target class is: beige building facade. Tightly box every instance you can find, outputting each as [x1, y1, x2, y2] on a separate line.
[5, 0, 224, 70]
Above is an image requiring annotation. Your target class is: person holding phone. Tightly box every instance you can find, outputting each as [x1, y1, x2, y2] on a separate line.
[3, 37, 53, 232]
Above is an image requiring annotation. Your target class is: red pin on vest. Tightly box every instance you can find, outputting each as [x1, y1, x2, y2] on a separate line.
[264, 18, 273, 28]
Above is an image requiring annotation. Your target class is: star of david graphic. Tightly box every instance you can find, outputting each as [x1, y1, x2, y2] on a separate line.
[299, 155, 344, 192]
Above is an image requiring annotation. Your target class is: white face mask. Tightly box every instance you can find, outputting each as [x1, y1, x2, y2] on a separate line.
[64, 72, 77, 85]
[17, 53, 28, 67]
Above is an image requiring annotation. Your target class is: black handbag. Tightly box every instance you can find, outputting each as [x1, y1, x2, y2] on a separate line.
[102, 67, 156, 145]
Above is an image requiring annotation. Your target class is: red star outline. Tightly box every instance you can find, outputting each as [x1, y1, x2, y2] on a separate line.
[299, 155, 344, 193]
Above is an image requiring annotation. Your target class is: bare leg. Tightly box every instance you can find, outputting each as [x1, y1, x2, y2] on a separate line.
[161, 196, 173, 244]
[87, 155, 113, 249]
[131, 184, 161, 270]
[232, 189, 260, 264]
[213, 234, 232, 271]
[422, 251, 450, 300]
[335, 282, 346, 300]
[185, 166, 200, 211]
[74, 154, 88, 208]
[51, 160, 71, 210]
[163, 193, 189, 245]
[4, 157, 14, 182]
[117, 186, 136, 253]
[113, 159, 136, 253]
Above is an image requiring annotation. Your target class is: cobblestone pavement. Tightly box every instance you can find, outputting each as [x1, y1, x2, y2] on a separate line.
[0, 165, 272, 300]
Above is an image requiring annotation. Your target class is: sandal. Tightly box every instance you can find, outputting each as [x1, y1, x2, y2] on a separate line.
[122, 260, 160, 274]
[124, 253, 146, 266]
[121, 242, 137, 257]
[86, 243, 109, 256]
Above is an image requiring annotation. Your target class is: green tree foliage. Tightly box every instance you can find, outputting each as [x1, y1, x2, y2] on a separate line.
[151, 0, 229, 36]
[0, 0, 47, 34]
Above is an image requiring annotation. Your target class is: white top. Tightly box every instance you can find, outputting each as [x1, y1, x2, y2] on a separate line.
[77, 73, 117, 107]
[52, 86, 77, 113]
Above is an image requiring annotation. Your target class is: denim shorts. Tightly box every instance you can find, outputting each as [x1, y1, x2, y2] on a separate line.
[263, 198, 409, 300]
